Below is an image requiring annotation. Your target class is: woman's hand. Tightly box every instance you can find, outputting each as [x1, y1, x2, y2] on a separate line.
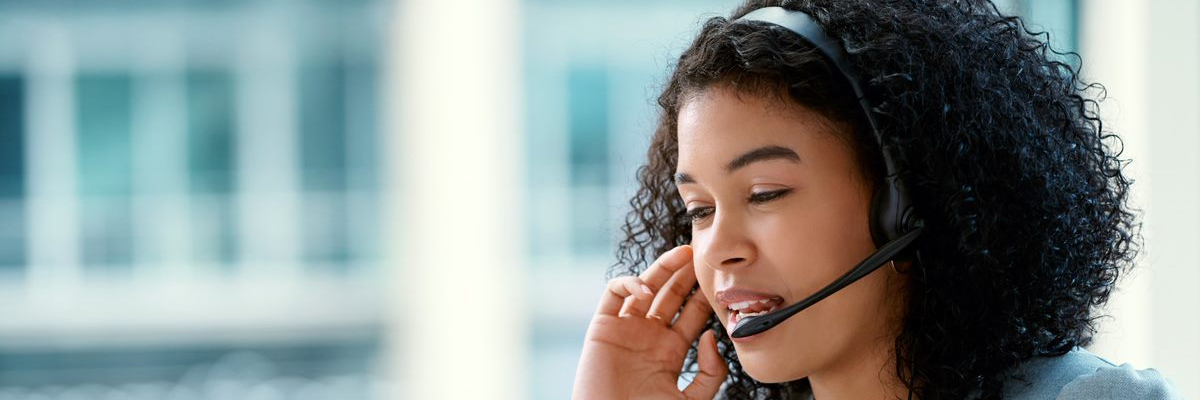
[572, 245, 728, 400]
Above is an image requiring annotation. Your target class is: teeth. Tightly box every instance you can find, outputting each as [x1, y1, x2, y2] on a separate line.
[730, 305, 779, 326]
[729, 300, 759, 311]
[728, 299, 778, 311]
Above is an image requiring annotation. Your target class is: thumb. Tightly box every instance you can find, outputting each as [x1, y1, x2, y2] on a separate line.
[683, 329, 728, 400]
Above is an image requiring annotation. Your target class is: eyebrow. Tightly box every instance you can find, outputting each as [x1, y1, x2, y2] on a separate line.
[674, 145, 801, 185]
[725, 145, 801, 172]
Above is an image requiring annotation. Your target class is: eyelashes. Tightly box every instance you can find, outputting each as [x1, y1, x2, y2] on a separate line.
[682, 207, 713, 222]
[683, 188, 793, 223]
[748, 188, 792, 203]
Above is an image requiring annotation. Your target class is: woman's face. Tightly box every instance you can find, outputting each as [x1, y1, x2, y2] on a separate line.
[676, 85, 905, 383]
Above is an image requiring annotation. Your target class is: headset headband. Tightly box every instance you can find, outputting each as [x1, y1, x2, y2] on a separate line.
[736, 6, 893, 174]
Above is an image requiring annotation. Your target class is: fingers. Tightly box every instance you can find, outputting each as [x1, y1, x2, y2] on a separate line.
[597, 276, 653, 316]
[638, 245, 693, 292]
[671, 288, 714, 338]
[683, 330, 728, 400]
[645, 258, 697, 322]
[619, 281, 654, 318]
[619, 245, 693, 317]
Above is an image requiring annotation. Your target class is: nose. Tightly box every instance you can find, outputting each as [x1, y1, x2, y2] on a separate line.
[696, 208, 756, 271]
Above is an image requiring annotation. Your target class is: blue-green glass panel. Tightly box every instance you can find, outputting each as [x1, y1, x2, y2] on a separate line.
[344, 62, 379, 193]
[75, 73, 135, 268]
[0, 75, 24, 198]
[0, 75, 25, 270]
[1018, 0, 1080, 70]
[299, 59, 352, 268]
[76, 74, 133, 197]
[567, 65, 610, 187]
[186, 69, 239, 265]
[186, 70, 236, 194]
[299, 60, 348, 192]
[567, 65, 613, 255]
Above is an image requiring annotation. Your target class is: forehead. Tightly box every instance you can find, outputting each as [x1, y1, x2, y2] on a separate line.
[676, 86, 845, 168]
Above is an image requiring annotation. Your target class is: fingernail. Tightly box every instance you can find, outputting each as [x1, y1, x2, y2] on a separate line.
[641, 284, 652, 295]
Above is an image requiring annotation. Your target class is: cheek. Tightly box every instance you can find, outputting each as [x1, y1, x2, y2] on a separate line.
[689, 229, 716, 279]
[693, 255, 716, 298]
[753, 194, 874, 285]
[754, 200, 855, 249]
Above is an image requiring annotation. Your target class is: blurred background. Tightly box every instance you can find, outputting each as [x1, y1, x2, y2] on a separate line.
[0, 0, 1195, 399]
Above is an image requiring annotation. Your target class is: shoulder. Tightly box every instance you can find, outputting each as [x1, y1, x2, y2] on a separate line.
[1002, 347, 1184, 400]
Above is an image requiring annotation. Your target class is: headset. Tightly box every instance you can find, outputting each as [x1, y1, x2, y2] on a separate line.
[729, 6, 926, 338]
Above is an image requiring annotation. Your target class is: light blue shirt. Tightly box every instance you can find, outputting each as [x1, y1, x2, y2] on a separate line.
[781, 347, 1183, 400]
[1001, 347, 1184, 400]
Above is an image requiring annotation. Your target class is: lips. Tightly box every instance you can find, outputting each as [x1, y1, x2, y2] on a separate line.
[715, 288, 784, 332]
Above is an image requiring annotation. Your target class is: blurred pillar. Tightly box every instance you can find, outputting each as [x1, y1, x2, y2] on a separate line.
[1083, 0, 1200, 397]
[24, 23, 82, 290]
[1142, 0, 1200, 395]
[235, 15, 301, 278]
[1078, 0, 1151, 366]
[383, 0, 528, 399]
[131, 28, 192, 277]
[1143, 2, 1200, 396]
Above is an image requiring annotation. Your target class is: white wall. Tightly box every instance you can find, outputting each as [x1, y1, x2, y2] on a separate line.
[1083, 0, 1200, 397]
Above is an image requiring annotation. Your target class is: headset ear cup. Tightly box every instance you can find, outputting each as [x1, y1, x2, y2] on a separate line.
[869, 182, 891, 248]
[872, 175, 924, 261]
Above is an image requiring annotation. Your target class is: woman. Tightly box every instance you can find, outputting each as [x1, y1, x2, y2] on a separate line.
[572, 0, 1182, 399]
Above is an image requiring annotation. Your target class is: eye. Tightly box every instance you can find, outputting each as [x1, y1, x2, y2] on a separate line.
[683, 206, 714, 223]
[748, 188, 792, 204]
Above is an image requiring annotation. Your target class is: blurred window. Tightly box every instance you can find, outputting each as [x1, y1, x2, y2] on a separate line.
[186, 69, 240, 266]
[76, 73, 135, 270]
[299, 57, 352, 267]
[0, 75, 25, 270]
[567, 64, 612, 257]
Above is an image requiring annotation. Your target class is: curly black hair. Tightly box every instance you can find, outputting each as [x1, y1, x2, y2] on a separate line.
[609, 0, 1140, 399]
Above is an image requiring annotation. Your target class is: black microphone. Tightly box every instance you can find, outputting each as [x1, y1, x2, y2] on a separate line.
[730, 227, 923, 338]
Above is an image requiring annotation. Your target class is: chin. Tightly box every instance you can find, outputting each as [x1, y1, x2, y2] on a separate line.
[734, 346, 810, 383]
